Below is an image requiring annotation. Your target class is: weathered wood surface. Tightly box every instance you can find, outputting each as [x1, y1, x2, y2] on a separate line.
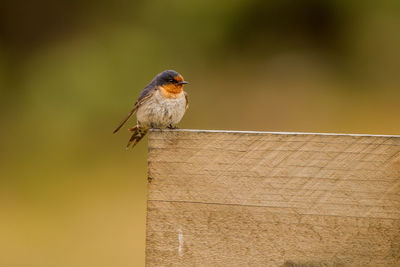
[146, 129, 400, 266]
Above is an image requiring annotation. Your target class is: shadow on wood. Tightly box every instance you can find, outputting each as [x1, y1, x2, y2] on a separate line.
[146, 129, 400, 266]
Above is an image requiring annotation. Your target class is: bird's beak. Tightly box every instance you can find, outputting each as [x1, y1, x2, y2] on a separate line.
[177, 81, 189, 85]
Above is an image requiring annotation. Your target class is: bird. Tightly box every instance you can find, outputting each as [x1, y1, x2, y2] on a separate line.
[113, 70, 189, 148]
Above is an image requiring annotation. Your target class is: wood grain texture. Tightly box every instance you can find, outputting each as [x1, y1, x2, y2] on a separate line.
[146, 130, 400, 266]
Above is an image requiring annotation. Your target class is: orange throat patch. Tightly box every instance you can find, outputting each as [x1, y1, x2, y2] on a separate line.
[159, 84, 184, 98]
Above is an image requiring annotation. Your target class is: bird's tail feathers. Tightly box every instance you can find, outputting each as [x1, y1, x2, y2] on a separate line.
[126, 126, 148, 149]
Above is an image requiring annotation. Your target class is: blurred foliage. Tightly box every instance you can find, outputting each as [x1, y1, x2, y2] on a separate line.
[1, 1, 399, 266]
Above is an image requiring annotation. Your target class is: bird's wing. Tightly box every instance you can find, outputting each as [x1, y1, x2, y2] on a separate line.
[184, 91, 189, 109]
[113, 88, 156, 134]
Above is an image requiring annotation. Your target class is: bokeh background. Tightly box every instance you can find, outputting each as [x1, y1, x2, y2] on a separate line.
[1, 0, 399, 266]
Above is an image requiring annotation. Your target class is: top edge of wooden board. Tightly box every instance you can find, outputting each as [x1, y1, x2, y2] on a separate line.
[149, 128, 400, 138]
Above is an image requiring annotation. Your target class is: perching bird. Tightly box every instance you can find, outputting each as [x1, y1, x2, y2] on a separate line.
[113, 70, 189, 148]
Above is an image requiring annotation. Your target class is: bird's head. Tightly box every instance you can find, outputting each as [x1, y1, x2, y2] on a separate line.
[155, 70, 188, 97]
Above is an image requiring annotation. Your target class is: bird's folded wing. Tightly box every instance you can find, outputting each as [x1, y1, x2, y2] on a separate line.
[184, 91, 189, 109]
[112, 89, 156, 133]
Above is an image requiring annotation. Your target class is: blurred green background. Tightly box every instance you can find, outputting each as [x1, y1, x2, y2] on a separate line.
[1, 0, 399, 266]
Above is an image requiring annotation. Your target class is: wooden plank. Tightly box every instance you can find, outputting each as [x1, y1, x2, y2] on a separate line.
[146, 130, 400, 266]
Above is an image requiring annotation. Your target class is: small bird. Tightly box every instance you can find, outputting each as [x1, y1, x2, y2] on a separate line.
[113, 70, 189, 148]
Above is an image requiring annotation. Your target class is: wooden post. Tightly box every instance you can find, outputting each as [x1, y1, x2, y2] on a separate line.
[146, 129, 400, 266]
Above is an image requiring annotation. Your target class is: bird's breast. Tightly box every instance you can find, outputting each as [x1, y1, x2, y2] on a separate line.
[136, 90, 187, 128]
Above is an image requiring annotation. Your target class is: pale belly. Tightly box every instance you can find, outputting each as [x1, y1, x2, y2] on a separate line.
[136, 90, 187, 128]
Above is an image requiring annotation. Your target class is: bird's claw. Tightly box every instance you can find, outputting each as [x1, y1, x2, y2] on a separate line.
[167, 124, 179, 129]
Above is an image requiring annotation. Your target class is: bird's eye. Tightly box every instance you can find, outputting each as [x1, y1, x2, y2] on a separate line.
[169, 79, 175, 83]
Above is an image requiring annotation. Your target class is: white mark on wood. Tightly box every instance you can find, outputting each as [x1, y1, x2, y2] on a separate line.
[178, 228, 184, 256]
